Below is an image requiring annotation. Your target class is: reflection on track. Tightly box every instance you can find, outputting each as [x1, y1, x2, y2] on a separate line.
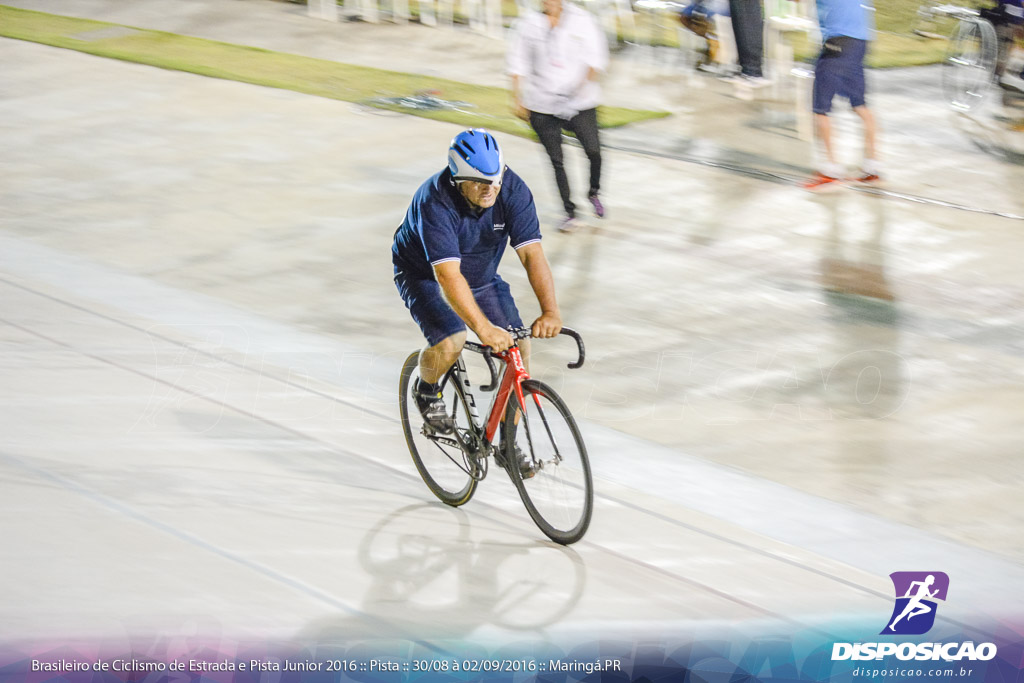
[596, 139, 1024, 221]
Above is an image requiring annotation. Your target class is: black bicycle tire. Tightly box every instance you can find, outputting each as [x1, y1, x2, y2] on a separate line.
[501, 379, 593, 545]
[399, 351, 478, 507]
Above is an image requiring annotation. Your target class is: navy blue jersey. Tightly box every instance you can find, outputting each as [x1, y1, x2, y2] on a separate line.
[998, 0, 1023, 25]
[392, 167, 542, 288]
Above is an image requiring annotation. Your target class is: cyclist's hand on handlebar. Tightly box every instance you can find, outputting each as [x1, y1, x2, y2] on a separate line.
[478, 324, 515, 353]
[531, 311, 562, 339]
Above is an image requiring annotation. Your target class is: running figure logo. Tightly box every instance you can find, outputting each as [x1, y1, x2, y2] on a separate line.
[881, 572, 950, 635]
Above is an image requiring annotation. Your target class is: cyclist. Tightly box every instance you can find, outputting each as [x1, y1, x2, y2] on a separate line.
[392, 129, 563, 448]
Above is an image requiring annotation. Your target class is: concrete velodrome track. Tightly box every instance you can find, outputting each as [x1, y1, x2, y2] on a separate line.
[1, 0, 1024, 657]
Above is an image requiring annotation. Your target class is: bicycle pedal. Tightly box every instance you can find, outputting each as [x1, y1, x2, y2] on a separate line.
[421, 422, 454, 437]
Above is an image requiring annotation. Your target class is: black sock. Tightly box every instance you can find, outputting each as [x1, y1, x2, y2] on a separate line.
[417, 378, 440, 396]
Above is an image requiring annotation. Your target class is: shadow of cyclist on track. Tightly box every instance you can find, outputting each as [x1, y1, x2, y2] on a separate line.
[294, 502, 588, 643]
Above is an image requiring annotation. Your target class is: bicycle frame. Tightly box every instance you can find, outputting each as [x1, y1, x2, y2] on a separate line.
[483, 346, 529, 445]
[403, 327, 591, 542]
[446, 344, 527, 452]
[455, 327, 584, 456]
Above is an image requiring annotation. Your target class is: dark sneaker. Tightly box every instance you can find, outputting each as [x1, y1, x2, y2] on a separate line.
[514, 446, 538, 479]
[588, 193, 605, 218]
[415, 387, 454, 434]
[497, 444, 537, 479]
[738, 74, 772, 88]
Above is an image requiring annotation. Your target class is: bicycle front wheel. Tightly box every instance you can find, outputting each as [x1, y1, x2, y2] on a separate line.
[502, 379, 592, 544]
[399, 351, 478, 507]
[943, 17, 997, 111]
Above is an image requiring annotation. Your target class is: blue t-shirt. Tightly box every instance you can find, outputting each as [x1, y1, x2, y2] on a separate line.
[392, 167, 542, 288]
[816, 0, 874, 41]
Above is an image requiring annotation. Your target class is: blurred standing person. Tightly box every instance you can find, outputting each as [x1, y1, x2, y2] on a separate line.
[802, 0, 879, 190]
[726, 0, 768, 84]
[508, 0, 609, 233]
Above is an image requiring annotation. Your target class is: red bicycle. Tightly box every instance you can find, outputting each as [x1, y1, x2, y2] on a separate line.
[399, 327, 592, 545]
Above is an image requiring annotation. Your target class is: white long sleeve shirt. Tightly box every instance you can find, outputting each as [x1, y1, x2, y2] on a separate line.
[507, 3, 609, 119]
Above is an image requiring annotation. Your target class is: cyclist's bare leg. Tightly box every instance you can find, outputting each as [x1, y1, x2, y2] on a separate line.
[853, 105, 877, 162]
[418, 331, 467, 385]
[815, 114, 838, 170]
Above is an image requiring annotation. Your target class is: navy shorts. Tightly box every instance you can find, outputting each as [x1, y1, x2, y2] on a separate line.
[395, 273, 524, 347]
[812, 37, 868, 114]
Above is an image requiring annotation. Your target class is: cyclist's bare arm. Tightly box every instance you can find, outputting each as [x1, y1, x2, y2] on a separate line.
[515, 242, 562, 338]
[433, 261, 514, 351]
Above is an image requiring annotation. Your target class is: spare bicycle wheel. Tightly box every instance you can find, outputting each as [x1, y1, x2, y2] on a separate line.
[943, 17, 998, 111]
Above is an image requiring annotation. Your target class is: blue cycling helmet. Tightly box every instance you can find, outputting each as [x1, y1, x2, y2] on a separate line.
[448, 129, 505, 185]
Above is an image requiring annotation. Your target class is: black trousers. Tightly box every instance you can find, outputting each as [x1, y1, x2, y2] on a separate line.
[727, 0, 764, 77]
[529, 108, 602, 218]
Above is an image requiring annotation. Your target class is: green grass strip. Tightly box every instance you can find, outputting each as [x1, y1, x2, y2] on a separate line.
[0, 5, 668, 138]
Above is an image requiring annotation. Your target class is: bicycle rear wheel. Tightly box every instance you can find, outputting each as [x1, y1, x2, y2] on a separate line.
[399, 351, 479, 507]
[501, 379, 592, 545]
[943, 17, 997, 111]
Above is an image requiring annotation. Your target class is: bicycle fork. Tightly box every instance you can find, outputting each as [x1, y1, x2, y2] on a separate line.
[483, 347, 563, 474]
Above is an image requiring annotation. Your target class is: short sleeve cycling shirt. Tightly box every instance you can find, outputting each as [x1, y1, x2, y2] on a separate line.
[392, 167, 542, 288]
